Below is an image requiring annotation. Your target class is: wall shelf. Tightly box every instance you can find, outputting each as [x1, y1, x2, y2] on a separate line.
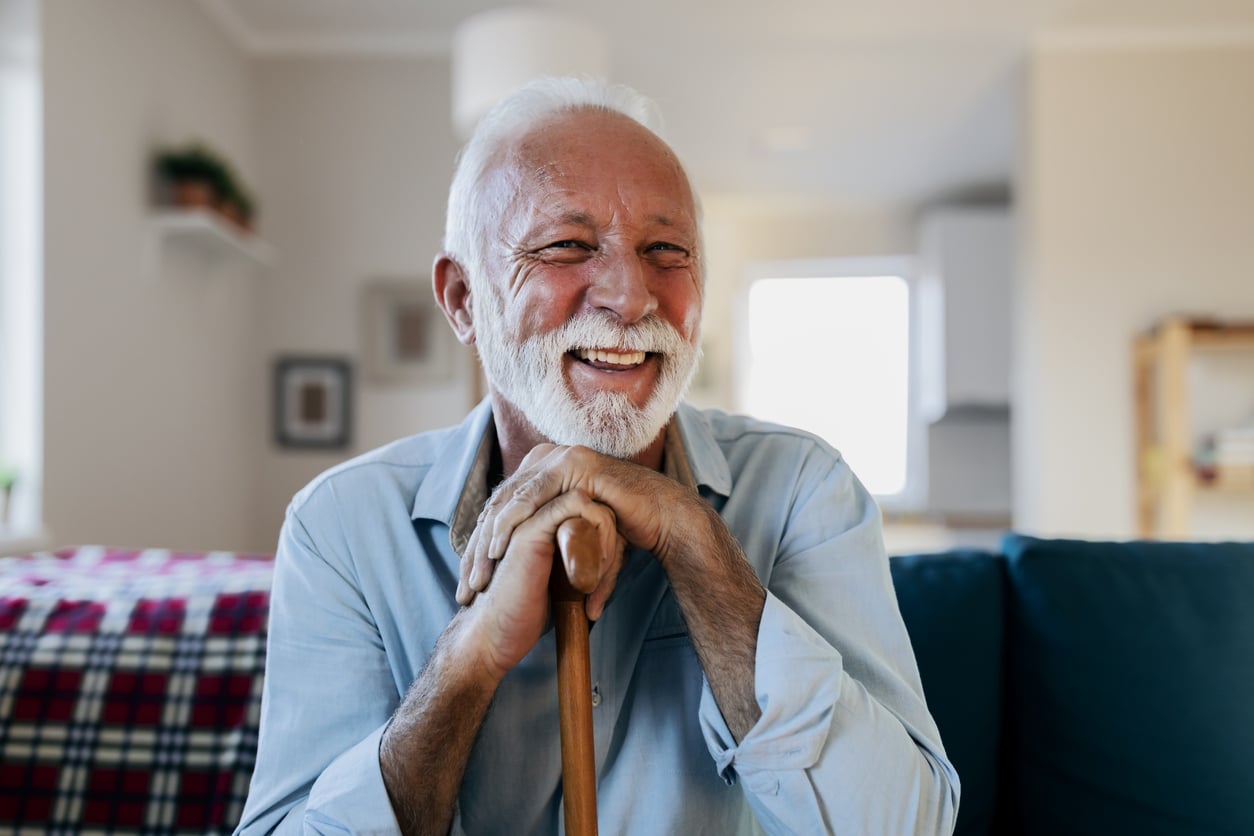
[1134, 317, 1254, 538]
[146, 208, 275, 271]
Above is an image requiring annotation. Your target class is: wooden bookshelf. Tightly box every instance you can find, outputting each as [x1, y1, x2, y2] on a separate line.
[1134, 318, 1254, 538]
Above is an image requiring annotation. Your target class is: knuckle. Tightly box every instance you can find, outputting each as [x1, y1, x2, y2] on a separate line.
[521, 443, 555, 466]
[514, 474, 547, 506]
[567, 445, 595, 466]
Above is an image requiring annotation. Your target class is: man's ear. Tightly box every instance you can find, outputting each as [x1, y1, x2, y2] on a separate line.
[433, 253, 476, 345]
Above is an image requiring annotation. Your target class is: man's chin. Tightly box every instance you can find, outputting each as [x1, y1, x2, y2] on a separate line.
[541, 396, 671, 460]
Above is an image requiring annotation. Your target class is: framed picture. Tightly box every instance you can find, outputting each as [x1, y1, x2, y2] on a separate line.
[362, 279, 456, 384]
[274, 356, 352, 449]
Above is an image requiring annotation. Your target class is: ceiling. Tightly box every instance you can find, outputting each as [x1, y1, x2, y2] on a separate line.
[201, 0, 1254, 208]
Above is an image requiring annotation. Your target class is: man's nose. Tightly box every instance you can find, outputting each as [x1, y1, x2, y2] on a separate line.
[585, 254, 658, 323]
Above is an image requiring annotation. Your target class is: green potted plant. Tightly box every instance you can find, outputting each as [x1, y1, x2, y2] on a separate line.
[217, 171, 257, 232]
[154, 143, 229, 209]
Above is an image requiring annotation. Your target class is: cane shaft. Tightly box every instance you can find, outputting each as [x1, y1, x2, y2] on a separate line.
[551, 520, 599, 836]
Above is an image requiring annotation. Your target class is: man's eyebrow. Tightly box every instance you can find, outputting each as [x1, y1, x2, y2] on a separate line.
[646, 214, 685, 230]
[531, 209, 596, 228]
[517, 211, 596, 244]
[522, 211, 694, 238]
[555, 210, 596, 227]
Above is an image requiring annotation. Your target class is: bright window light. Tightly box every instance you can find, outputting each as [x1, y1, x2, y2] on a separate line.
[744, 275, 910, 495]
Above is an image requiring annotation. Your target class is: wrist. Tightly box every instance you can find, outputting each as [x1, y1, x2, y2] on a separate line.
[655, 492, 719, 573]
[446, 606, 511, 689]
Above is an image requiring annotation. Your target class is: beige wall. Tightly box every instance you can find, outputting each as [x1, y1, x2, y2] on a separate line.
[1014, 40, 1254, 538]
[42, 0, 266, 551]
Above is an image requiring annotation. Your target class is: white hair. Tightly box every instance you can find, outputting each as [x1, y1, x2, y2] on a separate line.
[442, 76, 678, 286]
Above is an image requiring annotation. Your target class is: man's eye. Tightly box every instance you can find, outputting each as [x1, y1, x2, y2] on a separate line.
[647, 242, 687, 254]
[548, 240, 587, 250]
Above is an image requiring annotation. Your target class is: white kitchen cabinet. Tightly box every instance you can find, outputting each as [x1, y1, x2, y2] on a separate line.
[917, 207, 1014, 420]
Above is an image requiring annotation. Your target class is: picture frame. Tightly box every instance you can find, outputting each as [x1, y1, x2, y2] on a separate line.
[362, 279, 456, 384]
[274, 356, 352, 449]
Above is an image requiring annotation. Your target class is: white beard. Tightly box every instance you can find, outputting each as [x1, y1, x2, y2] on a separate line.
[475, 293, 699, 459]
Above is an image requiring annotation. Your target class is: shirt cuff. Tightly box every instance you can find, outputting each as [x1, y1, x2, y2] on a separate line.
[306, 723, 402, 835]
[699, 591, 842, 792]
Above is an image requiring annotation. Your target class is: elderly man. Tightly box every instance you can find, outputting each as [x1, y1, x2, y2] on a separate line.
[237, 78, 958, 835]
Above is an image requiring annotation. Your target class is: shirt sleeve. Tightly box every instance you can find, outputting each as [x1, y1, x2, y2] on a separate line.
[234, 500, 406, 835]
[698, 445, 961, 835]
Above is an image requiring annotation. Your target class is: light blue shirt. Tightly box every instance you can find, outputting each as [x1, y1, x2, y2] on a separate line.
[237, 400, 959, 835]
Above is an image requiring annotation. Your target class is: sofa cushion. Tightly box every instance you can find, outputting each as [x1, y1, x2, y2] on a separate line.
[890, 550, 1005, 836]
[0, 547, 272, 835]
[1001, 534, 1254, 836]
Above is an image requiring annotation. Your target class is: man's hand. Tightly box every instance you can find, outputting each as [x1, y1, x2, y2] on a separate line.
[458, 443, 767, 740]
[382, 483, 622, 836]
[459, 444, 686, 613]
[458, 482, 624, 681]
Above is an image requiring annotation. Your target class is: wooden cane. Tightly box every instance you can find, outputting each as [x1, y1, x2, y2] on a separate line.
[551, 519, 600, 836]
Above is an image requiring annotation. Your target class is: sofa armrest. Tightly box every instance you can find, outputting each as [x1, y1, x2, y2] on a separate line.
[891, 549, 1006, 836]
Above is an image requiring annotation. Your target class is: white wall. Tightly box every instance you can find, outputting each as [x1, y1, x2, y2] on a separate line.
[42, 0, 264, 551]
[253, 57, 475, 546]
[1015, 40, 1254, 538]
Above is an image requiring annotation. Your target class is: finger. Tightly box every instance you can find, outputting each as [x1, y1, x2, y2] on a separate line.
[467, 488, 606, 605]
[485, 488, 600, 600]
[465, 478, 520, 594]
[471, 500, 506, 594]
[586, 533, 627, 622]
[486, 445, 592, 562]
[457, 503, 495, 603]
[467, 548, 498, 595]
[464, 492, 498, 575]
[518, 442, 559, 468]
[456, 546, 475, 605]
[466, 444, 560, 566]
[488, 470, 561, 561]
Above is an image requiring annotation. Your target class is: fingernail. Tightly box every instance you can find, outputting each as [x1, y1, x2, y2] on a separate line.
[468, 565, 483, 590]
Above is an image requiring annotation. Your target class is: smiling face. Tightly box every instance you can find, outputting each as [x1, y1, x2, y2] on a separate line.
[470, 108, 703, 462]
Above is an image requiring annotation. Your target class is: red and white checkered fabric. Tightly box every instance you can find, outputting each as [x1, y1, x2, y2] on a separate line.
[0, 546, 273, 835]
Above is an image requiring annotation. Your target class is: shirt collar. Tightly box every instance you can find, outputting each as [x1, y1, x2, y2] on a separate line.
[672, 401, 733, 498]
[410, 398, 494, 537]
[414, 400, 733, 558]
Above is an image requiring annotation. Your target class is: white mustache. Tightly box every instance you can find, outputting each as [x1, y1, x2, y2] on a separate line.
[546, 313, 687, 356]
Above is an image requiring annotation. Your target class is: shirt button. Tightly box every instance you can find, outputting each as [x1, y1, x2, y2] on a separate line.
[591, 685, 602, 707]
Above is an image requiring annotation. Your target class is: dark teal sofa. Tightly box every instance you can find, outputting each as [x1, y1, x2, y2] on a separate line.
[890, 534, 1254, 836]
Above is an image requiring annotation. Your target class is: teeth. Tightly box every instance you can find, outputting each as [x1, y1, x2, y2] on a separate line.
[575, 348, 647, 366]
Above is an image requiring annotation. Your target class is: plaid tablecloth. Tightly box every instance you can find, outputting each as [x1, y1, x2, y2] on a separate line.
[0, 547, 273, 835]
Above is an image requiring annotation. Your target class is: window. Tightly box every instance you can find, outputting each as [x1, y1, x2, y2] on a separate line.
[0, 0, 42, 542]
[737, 258, 926, 508]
